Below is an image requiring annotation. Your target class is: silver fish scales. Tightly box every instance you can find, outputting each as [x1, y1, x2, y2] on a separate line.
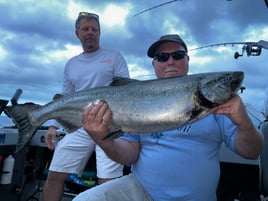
[4, 71, 244, 151]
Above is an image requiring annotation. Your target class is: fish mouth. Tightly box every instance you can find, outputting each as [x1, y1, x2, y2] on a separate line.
[231, 76, 244, 92]
[198, 91, 215, 108]
[198, 71, 244, 105]
[224, 71, 244, 93]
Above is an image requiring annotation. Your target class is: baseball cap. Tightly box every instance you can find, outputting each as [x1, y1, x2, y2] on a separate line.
[147, 34, 188, 58]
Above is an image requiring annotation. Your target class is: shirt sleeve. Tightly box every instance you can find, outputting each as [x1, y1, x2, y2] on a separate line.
[62, 60, 75, 95]
[113, 52, 130, 78]
[215, 114, 237, 151]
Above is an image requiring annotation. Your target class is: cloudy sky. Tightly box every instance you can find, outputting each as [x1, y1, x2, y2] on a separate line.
[0, 0, 268, 122]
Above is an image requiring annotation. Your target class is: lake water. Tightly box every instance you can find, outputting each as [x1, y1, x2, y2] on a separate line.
[0, 115, 54, 128]
[0, 115, 14, 128]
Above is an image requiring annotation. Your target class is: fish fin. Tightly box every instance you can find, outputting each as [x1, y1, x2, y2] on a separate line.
[4, 103, 41, 152]
[102, 129, 124, 141]
[52, 94, 81, 133]
[56, 118, 80, 133]
[187, 108, 212, 125]
[109, 77, 140, 86]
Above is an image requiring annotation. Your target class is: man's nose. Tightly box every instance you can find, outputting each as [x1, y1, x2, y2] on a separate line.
[167, 55, 175, 64]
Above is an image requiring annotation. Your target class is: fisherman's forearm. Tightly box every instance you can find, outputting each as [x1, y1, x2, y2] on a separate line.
[98, 139, 139, 166]
[235, 123, 263, 159]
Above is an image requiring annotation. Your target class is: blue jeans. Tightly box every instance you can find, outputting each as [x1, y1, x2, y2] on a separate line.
[72, 174, 153, 201]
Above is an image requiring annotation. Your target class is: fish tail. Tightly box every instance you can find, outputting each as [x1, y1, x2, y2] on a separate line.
[4, 103, 41, 152]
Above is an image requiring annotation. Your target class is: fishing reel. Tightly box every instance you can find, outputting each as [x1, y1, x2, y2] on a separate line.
[234, 43, 262, 59]
[234, 40, 268, 59]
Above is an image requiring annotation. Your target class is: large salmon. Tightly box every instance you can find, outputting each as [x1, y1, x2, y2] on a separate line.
[4, 71, 244, 151]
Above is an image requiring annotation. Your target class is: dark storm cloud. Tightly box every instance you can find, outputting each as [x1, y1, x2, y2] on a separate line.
[0, 2, 75, 44]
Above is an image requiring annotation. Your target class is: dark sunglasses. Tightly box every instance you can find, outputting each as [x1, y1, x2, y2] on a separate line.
[79, 12, 99, 20]
[154, 50, 187, 62]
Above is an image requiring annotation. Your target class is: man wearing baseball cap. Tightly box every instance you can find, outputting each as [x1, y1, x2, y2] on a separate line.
[73, 34, 263, 201]
[147, 34, 188, 57]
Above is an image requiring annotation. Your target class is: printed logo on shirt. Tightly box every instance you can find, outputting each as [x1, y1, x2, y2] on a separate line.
[150, 132, 163, 144]
[176, 124, 191, 134]
[151, 132, 163, 139]
[150, 124, 192, 142]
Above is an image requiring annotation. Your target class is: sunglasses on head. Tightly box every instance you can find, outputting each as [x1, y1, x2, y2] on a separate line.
[154, 50, 187, 62]
[79, 12, 99, 20]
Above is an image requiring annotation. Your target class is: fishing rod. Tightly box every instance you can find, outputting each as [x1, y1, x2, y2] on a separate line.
[133, 0, 268, 17]
[133, 0, 181, 17]
[132, 40, 268, 79]
[189, 40, 268, 59]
